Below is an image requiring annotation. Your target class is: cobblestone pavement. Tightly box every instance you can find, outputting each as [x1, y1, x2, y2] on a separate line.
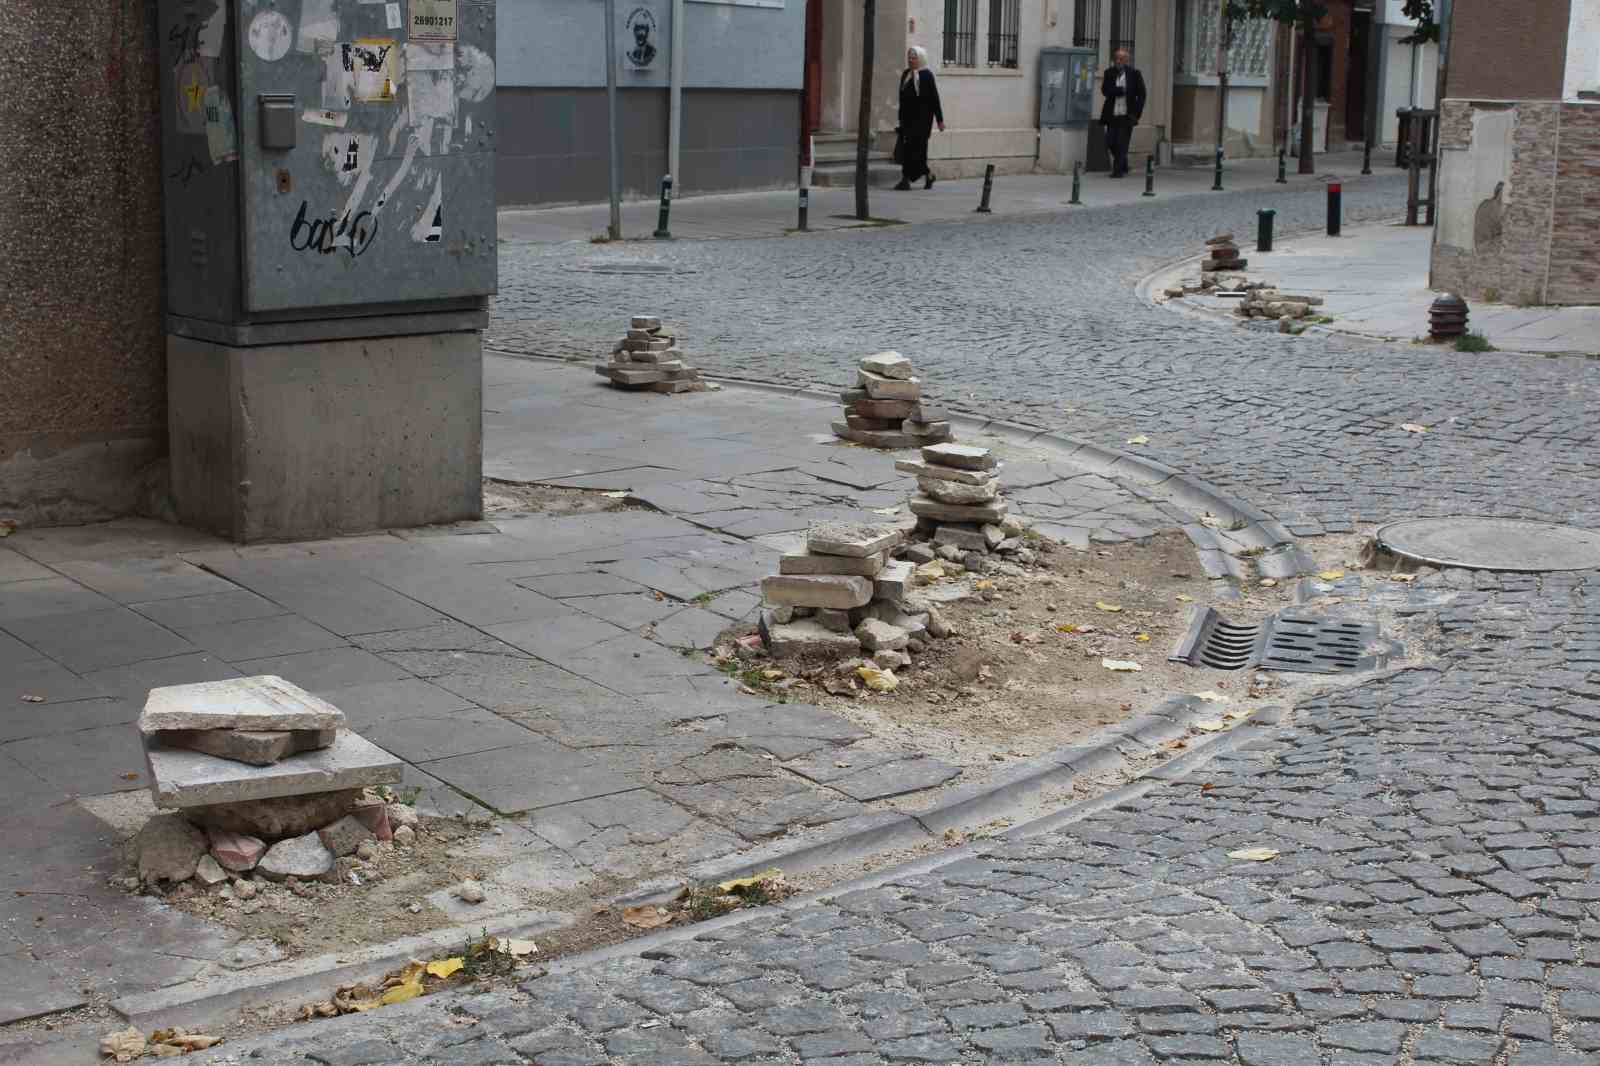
[489, 173, 1600, 535]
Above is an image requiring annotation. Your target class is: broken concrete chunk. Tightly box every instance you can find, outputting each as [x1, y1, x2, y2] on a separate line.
[186, 789, 362, 839]
[848, 398, 918, 421]
[917, 476, 1000, 505]
[874, 559, 914, 603]
[630, 315, 662, 330]
[780, 550, 884, 577]
[855, 618, 910, 652]
[193, 855, 229, 886]
[136, 814, 208, 884]
[933, 525, 991, 552]
[857, 368, 921, 400]
[760, 616, 862, 659]
[920, 443, 996, 471]
[156, 727, 337, 767]
[860, 351, 915, 380]
[806, 522, 903, 558]
[145, 730, 402, 809]
[909, 495, 1008, 525]
[139, 676, 345, 735]
[207, 828, 267, 872]
[255, 832, 335, 883]
[831, 422, 923, 449]
[317, 815, 375, 858]
[762, 574, 875, 610]
[813, 608, 853, 634]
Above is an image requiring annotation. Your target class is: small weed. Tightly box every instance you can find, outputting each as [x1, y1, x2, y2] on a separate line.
[1481, 287, 1500, 303]
[1312, 315, 1334, 324]
[460, 929, 516, 981]
[1227, 517, 1249, 532]
[1238, 546, 1265, 558]
[714, 658, 740, 676]
[589, 234, 611, 244]
[1454, 332, 1495, 353]
[691, 592, 715, 606]
[1020, 527, 1044, 544]
[379, 785, 423, 806]
[682, 871, 791, 922]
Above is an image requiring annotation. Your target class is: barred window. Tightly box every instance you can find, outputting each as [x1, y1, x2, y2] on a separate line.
[1110, 0, 1137, 60]
[944, 0, 977, 67]
[987, 0, 1020, 68]
[1073, 0, 1101, 55]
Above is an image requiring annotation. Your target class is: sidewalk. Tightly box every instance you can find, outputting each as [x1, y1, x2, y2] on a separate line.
[499, 150, 1378, 244]
[1159, 222, 1600, 357]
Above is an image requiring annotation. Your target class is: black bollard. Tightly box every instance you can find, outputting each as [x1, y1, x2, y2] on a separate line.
[652, 174, 673, 239]
[1212, 147, 1224, 191]
[1257, 208, 1275, 253]
[1142, 155, 1156, 197]
[1361, 141, 1373, 176]
[975, 164, 995, 213]
[797, 185, 809, 232]
[1276, 148, 1287, 184]
[1069, 162, 1083, 205]
[1327, 181, 1342, 236]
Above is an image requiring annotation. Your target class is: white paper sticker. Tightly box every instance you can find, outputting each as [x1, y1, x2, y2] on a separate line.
[385, 2, 402, 29]
[248, 10, 293, 62]
[302, 107, 349, 127]
[203, 86, 238, 165]
[409, 70, 456, 125]
[409, 0, 458, 41]
[404, 41, 452, 71]
[296, 0, 340, 52]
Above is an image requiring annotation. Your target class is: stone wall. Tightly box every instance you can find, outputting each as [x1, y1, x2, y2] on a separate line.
[0, 1, 167, 526]
[1431, 98, 1600, 306]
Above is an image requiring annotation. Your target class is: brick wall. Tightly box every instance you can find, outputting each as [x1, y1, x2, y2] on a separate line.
[1547, 103, 1600, 304]
[1448, 0, 1572, 101]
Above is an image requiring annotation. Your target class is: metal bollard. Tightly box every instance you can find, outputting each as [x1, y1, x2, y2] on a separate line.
[1327, 181, 1342, 237]
[797, 185, 809, 232]
[1069, 162, 1083, 205]
[975, 164, 995, 213]
[1211, 147, 1224, 191]
[1142, 155, 1156, 197]
[1361, 141, 1373, 176]
[652, 174, 673, 239]
[1276, 149, 1287, 184]
[1257, 208, 1275, 253]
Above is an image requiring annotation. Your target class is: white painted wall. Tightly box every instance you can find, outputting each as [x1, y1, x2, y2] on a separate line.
[1566, 0, 1600, 99]
[1378, 25, 1437, 143]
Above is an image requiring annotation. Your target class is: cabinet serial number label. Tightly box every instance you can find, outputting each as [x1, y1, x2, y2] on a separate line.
[409, 0, 458, 40]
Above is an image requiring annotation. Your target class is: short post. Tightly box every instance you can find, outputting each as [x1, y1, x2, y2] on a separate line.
[1256, 208, 1275, 253]
[975, 163, 995, 213]
[797, 185, 809, 232]
[1327, 181, 1342, 237]
[1211, 146, 1224, 191]
[652, 174, 673, 239]
[1361, 140, 1373, 176]
[1142, 155, 1156, 197]
[1276, 148, 1287, 184]
[1069, 161, 1083, 205]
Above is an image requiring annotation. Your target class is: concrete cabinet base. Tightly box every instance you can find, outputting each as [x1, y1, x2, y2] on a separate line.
[167, 332, 483, 542]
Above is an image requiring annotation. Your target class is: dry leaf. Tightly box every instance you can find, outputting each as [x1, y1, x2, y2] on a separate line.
[857, 666, 899, 692]
[717, 869, 783, 894]
[1200, 782, 1215, 792]
[601, 490, 628, 499]
[1094, 601, 1123, 613]
[1175, 594, 1194, 603]
[623, 904, 671, 929]
[1400, 422, 1428, 434]
[19, 694, 43, 703]
[974, 579, 995, 591]
[0, 520, 14, 538]
[1055, 622, 1093, 634]
[1102, 658, 1142, 672]
[1391, 573, 1417, 583]
[943, 828, 965, 846]
[1228, 847, 1280, 861]
[425, 957, 464, 979]
[760, 668, 785, 681]
[1134, 633, 1151, 642]
[914, 561, 946, 584]
[1193, 719, 1228, 732]
[1317, 569, 1346, 581]
[1126, 434, 1150, 445]
[871, 507, 900, 516]
[496, 938, 538, 957]
[1259, 578, 1278, 587]
[99, 1027, 147, 1063]
[1193, 691, 1227, 702]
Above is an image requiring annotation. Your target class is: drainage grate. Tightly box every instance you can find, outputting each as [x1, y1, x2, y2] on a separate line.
[1171, 607, 1393, 675]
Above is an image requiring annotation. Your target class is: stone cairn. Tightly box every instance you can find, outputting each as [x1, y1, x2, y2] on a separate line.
[1202, 231, 1247, 274]
[131, 676, 418, 891]
[1232, 287, 1327, 332]
[759, 521, 946, 667]
[899, 443, 1031, 570]
[832, 351, 952, 448]
[1164, 231, 1260, 299]
[596, 314, 709, 394]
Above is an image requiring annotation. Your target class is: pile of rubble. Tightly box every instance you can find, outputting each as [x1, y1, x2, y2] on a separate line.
[596, 314, 709, 394]
[1232, 287, 1327, 331]
[132, 676, 417, 892]
[1202, 231, 1247, 274]
[898, 443, 1030, 570]
[832, 351, 952, 448]
[758, 521, 946, 665]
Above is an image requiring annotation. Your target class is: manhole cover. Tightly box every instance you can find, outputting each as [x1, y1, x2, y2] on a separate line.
[568, 260, 690, 276]
[1170, 607, 1397, 675]
[1369, 517, 1600, 573]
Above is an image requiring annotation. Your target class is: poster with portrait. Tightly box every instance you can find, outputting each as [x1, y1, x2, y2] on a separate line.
[623, 7, 658, 70]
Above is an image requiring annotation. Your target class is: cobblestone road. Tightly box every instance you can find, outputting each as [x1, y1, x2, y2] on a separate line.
[205, 182, 1600, 1063]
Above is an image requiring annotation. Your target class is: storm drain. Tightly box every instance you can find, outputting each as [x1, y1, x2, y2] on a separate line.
[1171, 607, 1392, 675]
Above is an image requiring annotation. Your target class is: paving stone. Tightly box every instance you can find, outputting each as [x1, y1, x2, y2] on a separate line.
[145, 729, 401, 808]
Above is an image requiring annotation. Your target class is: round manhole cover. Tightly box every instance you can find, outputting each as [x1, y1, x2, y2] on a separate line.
[1371, 517, 1600, 573]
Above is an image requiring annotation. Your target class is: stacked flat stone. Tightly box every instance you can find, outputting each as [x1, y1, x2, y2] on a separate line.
[1201, 231, 1247, 273]
[898, 443, 1029, 570]
[597, 315, 709, 394]
[759, 521, 933, 665]
[1234, 287, 1326, 329]
[832, 351, 953, 448]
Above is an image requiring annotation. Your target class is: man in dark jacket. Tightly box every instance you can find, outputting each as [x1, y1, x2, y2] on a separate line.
[1099, 49, 1146, 178]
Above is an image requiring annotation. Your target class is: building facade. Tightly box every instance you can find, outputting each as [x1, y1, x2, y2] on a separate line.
[1431, 0, 1600, 306]
[497, 0, 806, 206]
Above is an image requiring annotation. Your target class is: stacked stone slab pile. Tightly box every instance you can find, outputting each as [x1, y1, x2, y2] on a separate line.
[899, 443, 1033, 571]
[1202, 231, 1247, 273]
[133, 676, 411, 890]
[596, 315, 709, 394]
[1233, 287, 1326, 329]
[832, 351, 953, 448]
[759, 521, 945, 667]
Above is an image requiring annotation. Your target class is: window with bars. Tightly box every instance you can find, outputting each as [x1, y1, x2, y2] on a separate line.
[987, 0, 1020, 68]
[944, 0, 977, 67]
[1073, 0, 1101, 55]
[1109, 0, 1137, 61]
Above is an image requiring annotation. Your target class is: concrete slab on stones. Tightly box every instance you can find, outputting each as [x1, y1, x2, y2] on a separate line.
[139, 676, 345, 735]
[918, 477, 1000, 505]
[806, 522, 902, 558]
[895, 459, 993, 486]
[921, 443, 996, 471]
[857, 369, 921, 400]
[156, 727, 336, 767]
[145, 730, 401, 809]
[860, 351, 915, 379]
[780, 551, 884, 577]
[760, 617, 862, 660]
[762, 574, 874, 610]
[909, 495, 1008, 524]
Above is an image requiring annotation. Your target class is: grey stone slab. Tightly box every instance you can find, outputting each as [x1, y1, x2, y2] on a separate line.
[80, 652, 243, 700]
[515, 571, 649, 599]
[648, 607, 732, 650]
[195, 564, 450, 637]
[145, 729, 403, 808]
[829, 757, 963, 801]
[174, 613, 348, 663]
[128, 589, 289, 630]
[139, 676, 345, 734]
[0, 656, 107, 705]
[560, 634, 716, 694]
[230, 647, 413, 694]
[0, 577, 116, 622]
[421, 739, 639, 814]
[2, 607, 197, 673]
[562, 592, 684, 630]
[0, 628, 44, 669]
[0, 950, 89, 1024]
[0, 548, 56, 584]
[365, 563, 574, 628]
[5, 722, 150, 800]
[0, 697, 138, 743]
[486, 613, 633, 660]
[362, 705, 539, 763]
[429, 658, 623, 717]
[52, 557, 237, 604]
[321, 678, 478, 731]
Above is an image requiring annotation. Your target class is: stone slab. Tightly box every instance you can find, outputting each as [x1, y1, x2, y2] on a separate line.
[933, 525, 989, 552]
[921, 443, 996, 471]
[917, 476, 1000, 505]
[908, 495, 1009, 524]
[848, 398, 917, 420]
[780, 550, 885, 577]
[856, 369, 921, 400]
[761, 617, 862, 659]
[139, 676, 345, 736]
[831, 421, 922, 449]
[895, 459, 995, 486]
[860, 351, 915, 380]
[145, 730, 402, 810]
[856, 618, 909, 652]
[845, 414, 901, 432]
[156, 728, 336, 767]
[761, 574, 874, 610]
[807, 522, 903, 558]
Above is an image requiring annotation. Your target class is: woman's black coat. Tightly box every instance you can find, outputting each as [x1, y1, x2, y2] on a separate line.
[898, 68, 944, 138]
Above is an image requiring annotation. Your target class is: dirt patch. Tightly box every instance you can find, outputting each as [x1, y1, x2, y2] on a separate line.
[482, 478, 633, 518]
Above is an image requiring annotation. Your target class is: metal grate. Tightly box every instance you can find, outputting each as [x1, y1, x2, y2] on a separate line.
[1109, 0, 1137, 60]
[944, 0, 977, 67]
[1170, 607, 1392, 676]
[988, 0, 1020, 68]
[1073, 0, 1100, 55]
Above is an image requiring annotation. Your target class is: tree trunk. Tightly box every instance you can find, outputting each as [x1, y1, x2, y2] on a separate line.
[1298, 22, 1316, 174]
[855, 0, 876, 220]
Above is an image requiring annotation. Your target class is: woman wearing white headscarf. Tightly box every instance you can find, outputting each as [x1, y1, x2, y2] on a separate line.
[895, 46, 945, 190]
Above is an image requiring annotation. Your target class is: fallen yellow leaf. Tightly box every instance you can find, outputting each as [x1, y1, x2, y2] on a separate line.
[974, 579, 994, 591]
[1193, 691, 1227, 702]
[1055, 622, 1087, 634]
[1391, 573, 1417, 583]
[623, 904, 671, 929]
[858, 666, 899, 692]
[760, 669, 785, 681]
[425, 957, 464, 979]
[1317, 569, 1346, 581]
[1193, 719, 1228, 732]
[1175, 594, 1194, 603]
[1400, 422, 1428, 434]
[1094, 601, 1123, 613]
[1102, 658, 1142, 672]
[1259, 578, 1278, 587]
[718, 868, 784, 894]
[377, 977, 423, 1006]
[1134, 633, 1151, 642]
[1126, 434, 1150, 445]
[1228, 847, 1280, 861]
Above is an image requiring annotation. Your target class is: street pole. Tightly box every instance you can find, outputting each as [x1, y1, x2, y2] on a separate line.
[604, 0, 622, 240]
[668, 0, 684, 195]
[1213, 6, 1232, 195]
[855, 0, 876, 220]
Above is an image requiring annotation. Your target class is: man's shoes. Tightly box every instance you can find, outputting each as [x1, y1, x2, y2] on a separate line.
[893, 180, 912, 190]
[925, 172, 936, 189]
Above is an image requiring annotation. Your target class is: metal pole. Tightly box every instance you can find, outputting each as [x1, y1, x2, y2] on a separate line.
[668, 0, 685, 193]
[1257, 208, 1275, 253]
[798, 184, 809, 231]
[1213, 7, 1232, 196]
[1212, 146, 1224, 191]
[604, 0, 621, 240]
[1069, 161, 1083, 205]
[1327, 181, 1341, 236]
[1142, 155, 1155, 197]
[975, 164, 994, 213]
[1277, 148, 1287, 183]
[653, 174, 673, 239]
[1361, 141, 1372, 175]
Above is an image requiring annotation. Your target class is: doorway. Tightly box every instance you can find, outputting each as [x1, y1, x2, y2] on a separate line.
[1345, 8, 1370, 143]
